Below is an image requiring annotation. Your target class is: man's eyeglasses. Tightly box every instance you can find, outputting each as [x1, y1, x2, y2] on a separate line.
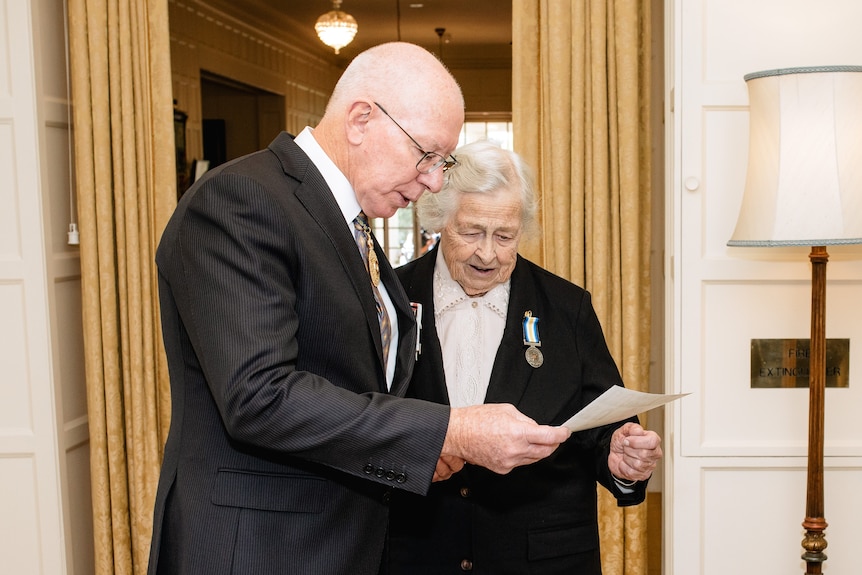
[374, 102, 458, 174]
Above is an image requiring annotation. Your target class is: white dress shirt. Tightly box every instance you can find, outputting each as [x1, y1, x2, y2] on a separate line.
[432, 246, 510, 407]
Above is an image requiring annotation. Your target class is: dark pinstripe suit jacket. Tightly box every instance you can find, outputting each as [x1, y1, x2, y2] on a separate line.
[385, 250, 647, 575]
[147, 132, 450, 575]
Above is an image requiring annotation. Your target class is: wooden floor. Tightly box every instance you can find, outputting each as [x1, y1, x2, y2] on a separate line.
[648, 492, 662, 575]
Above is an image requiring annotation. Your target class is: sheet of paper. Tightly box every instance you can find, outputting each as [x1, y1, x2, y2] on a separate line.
[561, 386, 689, 432]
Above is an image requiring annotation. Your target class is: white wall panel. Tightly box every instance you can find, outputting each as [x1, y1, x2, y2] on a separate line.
[701, 465, 861, 574]
[702, 108, 748, 259]
[0, 0, 75, 572]
[0, 2, 10, 98]
[703, 466, 807, 574]
[681, 281, 862, 456]
[703, 0, 862, 84]
[0, 282, 32, 430]
[0, 458, 41, 574]
[0, 122, 22, 258]
[671, 0, 862, 573]
[816, 466, 862, 569]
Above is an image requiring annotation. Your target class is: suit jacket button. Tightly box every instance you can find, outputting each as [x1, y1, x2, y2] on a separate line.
[460, 559, 473, 571]
[375, 466, 385, 478]
[459, 487, 471, 498]
[382, 490, 391, 505]
[395, 472, 407, 484]
[385, 469, 396, 481]
[363, 463, 374, 475]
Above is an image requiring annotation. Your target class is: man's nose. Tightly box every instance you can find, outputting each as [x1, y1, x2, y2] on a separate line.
[417, 168, 446, 193]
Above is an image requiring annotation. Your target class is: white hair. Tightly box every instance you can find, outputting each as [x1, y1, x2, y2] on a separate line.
[417, 140, 539, 239]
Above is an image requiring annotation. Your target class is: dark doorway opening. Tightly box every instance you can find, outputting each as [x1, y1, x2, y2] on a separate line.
[200, 71, 285, 169]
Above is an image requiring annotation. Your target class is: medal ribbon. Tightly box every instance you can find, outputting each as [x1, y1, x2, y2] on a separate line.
[522, 312, 541, 347]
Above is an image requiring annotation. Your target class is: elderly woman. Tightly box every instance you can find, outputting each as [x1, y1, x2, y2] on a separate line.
[385, 140, 662, 575]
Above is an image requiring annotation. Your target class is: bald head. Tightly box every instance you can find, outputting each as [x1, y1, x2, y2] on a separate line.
[326, 42, 464, 122]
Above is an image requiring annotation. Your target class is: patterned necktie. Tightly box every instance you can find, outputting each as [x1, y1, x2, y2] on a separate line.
[353, 212, 392, 368]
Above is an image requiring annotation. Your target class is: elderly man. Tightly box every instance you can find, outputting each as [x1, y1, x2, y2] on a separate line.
[386, 140, 663, 575]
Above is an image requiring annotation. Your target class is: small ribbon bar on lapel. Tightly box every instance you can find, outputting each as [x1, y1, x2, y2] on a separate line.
[410, 302, 422, 360]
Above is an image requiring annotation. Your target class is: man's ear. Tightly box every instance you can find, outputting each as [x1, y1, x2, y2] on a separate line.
[345, 101, 374, 145]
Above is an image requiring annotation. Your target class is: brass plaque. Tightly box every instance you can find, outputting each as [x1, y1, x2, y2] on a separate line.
[750, 339, 849, 388]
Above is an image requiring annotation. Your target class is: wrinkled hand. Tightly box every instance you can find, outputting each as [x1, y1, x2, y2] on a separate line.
[441, 404, 571, 475]
[608, 422, 662, 482]
[432, 455, 466, 482]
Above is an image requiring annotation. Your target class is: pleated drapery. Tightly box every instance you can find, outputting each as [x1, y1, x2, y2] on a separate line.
[67, 0, 175, 572]
[514, 1, 654, 573]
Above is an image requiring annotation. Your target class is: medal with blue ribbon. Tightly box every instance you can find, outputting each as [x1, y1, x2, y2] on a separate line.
[522, 311, 543, 368]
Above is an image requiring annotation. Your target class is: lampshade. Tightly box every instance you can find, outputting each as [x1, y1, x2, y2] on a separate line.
[728, 66, 862, 247]
[315, 0, 358, 55]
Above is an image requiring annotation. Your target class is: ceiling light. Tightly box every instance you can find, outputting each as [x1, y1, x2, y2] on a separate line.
[315, 0, 358, 55]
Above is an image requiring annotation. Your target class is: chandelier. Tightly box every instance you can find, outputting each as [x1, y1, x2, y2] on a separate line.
[315, 0, 358, 55]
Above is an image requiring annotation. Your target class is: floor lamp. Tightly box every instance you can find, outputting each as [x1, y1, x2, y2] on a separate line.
[728, 65, 862, 575]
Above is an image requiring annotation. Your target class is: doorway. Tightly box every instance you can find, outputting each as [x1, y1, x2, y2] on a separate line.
[200, 71, 285, 170]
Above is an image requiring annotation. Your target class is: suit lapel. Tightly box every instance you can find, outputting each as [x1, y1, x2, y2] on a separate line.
[398, 250, 450, 403]
[377, 239, 418, 397]
[270, 134, 396, 389]
[484, 258, 538, 406]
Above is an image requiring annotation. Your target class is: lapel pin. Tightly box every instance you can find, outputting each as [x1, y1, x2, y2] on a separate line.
[410, 302, 423, 360]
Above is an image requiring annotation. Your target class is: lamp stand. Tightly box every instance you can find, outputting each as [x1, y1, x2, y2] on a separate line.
[801, 245, 828, 574]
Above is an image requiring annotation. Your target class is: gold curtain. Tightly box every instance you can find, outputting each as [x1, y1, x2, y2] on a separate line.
[514, 1, 653, 574]
[68, 0, 175, 572]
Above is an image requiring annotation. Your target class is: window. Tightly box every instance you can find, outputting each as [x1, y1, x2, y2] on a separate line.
[458, 119, 513, 150]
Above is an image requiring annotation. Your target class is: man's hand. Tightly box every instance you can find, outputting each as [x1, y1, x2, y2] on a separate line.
[608, 422, 662, 482]
[439, 404, 571, 475]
